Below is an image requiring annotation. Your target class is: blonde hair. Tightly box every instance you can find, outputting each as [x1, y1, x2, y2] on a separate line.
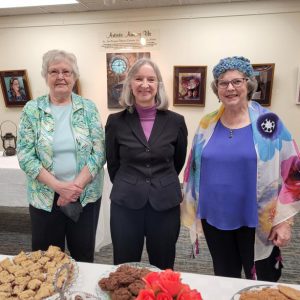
[119, 58, 169, 110]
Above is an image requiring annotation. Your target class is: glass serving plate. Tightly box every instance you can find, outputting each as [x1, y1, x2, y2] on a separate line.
[53, 291, 99, 300]
[46, 256, 79, 300]
[230, 284, 276, 300]
[96, 262, 160, 300]
[0, 251, 78, 300]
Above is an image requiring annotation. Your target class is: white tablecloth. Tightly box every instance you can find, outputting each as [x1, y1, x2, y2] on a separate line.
[0, 254, 299, 300]
[0, 153, 27, 206]
[0, 153, 112, 250]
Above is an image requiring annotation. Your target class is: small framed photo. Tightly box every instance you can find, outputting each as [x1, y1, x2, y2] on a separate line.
[173, 66, 207, 106]
[252, 64, 275, 106]
[296, 66, 300, 105]
[0, 70, 31, 107]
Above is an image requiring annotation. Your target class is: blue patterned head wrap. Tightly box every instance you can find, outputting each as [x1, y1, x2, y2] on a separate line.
[212, 56, 254, 79]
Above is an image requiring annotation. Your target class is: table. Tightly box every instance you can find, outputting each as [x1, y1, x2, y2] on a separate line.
[53, 263, 300, 299]
[0, 153, 112, 250]
[1, 254, 299, 300]
[0, 152, 27, 206]
[75, 263, 300, 299]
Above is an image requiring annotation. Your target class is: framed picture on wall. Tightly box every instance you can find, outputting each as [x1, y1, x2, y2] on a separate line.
[173, 66, 207, 106]
[0, 70, 31, 107]
[251, 64, 275, 106]
[106, 52, 150, 108]
[296, 66, 300, 105]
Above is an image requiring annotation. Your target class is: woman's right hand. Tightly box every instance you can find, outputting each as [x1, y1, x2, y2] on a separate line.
[268, 221, 292, 247]
[55, 181, 83, 203]
[36, 168, 83, 202]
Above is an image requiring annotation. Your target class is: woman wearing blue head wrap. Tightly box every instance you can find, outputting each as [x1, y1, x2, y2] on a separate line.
[182, 56, 300, 281]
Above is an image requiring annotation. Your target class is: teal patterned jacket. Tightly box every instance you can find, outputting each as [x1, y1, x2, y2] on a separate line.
[17, 93, 106, 212]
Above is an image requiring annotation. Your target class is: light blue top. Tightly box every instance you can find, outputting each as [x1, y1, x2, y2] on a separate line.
[50, 103, 77, 181]
[199, 120, 258, 230]
[17, 93, 106, 211]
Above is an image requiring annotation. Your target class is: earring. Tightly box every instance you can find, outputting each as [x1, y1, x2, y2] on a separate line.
[127, 106, 134, 114]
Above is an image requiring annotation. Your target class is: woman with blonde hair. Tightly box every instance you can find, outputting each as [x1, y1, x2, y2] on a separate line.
[106, 58, 188, 269]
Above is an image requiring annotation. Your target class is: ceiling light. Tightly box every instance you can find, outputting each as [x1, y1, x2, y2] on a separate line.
[0, 0, 78, 9]
[140, 37, 147, 46]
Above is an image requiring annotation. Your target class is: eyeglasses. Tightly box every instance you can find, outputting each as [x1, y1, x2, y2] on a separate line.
[48, 69, 73, 78]
[217, 78, 247, 89]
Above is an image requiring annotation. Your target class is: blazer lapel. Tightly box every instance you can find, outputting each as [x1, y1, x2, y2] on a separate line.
[148, 110, 168, 145]
[125, 109, 148, 147]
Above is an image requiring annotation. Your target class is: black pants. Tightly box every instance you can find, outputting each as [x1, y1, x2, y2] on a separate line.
[110, 202, 180, 270]
[256, 246, 282, 282]
[202, 219, 282, 281]
[29, 193, 101, 262]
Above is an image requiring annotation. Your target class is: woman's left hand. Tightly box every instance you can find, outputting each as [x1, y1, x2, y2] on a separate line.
[268, 221, 292, 247]
[57, 195, 78, 206]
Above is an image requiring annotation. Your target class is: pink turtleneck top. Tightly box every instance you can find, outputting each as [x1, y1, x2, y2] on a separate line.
[135, 104, 157, 141]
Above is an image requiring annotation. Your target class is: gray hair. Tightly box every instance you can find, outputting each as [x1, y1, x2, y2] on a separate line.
[211, 72, 258, 101]
[119, 58, 169, 110]
[41, 49, 80, 81]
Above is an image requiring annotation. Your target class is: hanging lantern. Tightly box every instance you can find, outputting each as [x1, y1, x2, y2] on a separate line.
[0, 120, 17, 156]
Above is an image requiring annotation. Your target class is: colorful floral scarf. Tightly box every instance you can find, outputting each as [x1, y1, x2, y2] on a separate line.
[181, 101, 300, 261]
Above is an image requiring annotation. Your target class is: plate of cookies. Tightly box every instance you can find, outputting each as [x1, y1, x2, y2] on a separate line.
[0, 245, 78, 300]
[231, 284, 300, 300]
[96, 263, 160, 300]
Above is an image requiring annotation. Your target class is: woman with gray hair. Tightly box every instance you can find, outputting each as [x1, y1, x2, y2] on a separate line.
[17, 49, 105, 262]
[182, 56, 300, 281]
[105, 58, 188, 269]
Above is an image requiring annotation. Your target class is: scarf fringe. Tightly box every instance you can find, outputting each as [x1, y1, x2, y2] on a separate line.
[275, 255, 283, 270]
[190, 235, 200, 258]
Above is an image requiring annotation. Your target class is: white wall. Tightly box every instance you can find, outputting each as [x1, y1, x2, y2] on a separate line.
[0, 0, 299, 155]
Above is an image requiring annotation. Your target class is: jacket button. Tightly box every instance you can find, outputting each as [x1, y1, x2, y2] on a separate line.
[146, 164, 150, 168]
[146, 178, 150, 183]
[145, 148, 150, 152]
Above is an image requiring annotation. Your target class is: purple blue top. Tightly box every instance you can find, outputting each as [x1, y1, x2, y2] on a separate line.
[199, 120, 258, 230]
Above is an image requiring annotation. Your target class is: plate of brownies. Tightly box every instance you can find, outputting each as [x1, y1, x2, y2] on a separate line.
[97, 263, 159, 300]
[0, 245, 78, 300]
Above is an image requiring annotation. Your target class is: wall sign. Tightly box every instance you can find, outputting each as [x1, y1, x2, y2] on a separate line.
[101, 29, 159, 50]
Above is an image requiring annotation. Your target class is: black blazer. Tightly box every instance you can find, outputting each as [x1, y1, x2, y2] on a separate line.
[105, 108, 188, 211]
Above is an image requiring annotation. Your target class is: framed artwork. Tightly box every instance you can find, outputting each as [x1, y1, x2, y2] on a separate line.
[296, 66, 300, 105]
[106, 52, 150, 108]
[173, 66, 207, 106]
[0, 70, 31, 107]
[252, 64, 275, 106]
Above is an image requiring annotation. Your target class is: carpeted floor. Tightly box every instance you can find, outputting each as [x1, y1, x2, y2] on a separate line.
[0, 206, 299, 285]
